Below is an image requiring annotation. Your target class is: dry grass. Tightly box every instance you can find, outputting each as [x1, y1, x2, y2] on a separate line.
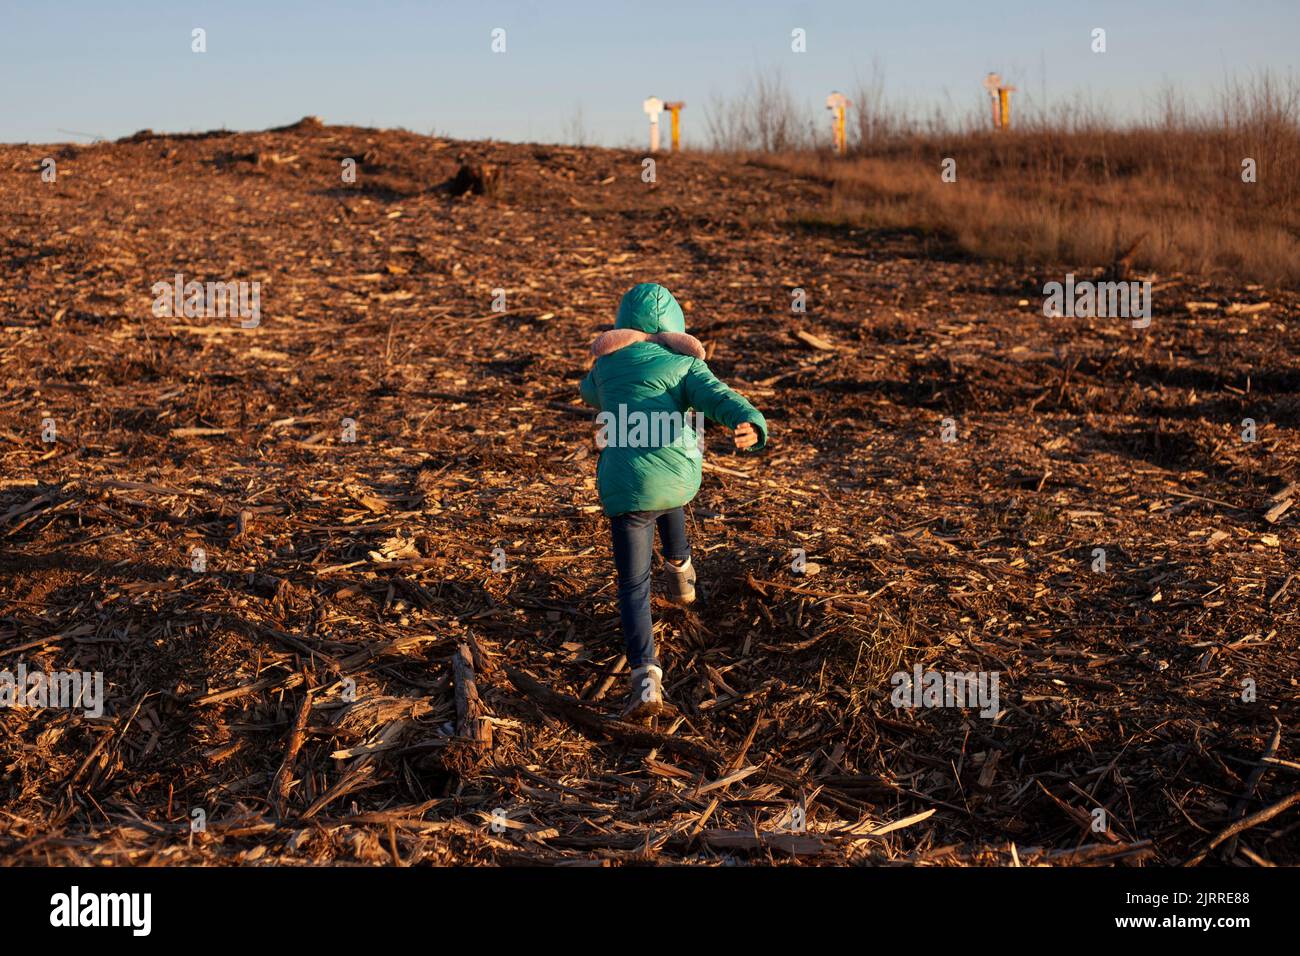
[706, 72, 1300, 286]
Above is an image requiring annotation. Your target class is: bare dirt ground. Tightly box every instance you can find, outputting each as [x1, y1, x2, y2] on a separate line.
[1, 120, 1297, 865]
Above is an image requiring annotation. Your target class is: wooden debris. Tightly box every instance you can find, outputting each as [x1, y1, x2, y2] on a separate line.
[1264, 482, 1295, 523]
[0, 122, 1296, 867]
[701, 828, 825, 856]
[1184, 791, 1300, 866]
[1225, 301, 1271, 315]
[270, 691, 314, 817]
[449, 162, 501, 197]
[451, 641, 493, 751]
[793, 329, 836, 351]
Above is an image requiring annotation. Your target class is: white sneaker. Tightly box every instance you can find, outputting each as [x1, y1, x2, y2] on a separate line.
[624, 664, 665, 718]
[663, 557, 696, 606]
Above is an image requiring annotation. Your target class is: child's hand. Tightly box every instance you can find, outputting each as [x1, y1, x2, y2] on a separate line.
[733, 422, 759, 450]
[593, 423, 607, 451]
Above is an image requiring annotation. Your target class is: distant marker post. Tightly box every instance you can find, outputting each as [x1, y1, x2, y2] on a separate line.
[643, 96, 664, 153]
[665, 101, 685, 151]
[983, 73, 1017, 129]
[825, 91, 850, 155]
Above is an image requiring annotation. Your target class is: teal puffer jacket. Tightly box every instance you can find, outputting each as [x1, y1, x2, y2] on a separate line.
[580, 284, 768, 517]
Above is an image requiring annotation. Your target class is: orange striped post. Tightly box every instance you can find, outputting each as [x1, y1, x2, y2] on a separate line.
[825, 91, 850, 154]
[664, 102, 685, 151]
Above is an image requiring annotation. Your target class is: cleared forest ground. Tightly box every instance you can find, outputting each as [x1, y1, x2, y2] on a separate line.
[1, 120, 1297, 865]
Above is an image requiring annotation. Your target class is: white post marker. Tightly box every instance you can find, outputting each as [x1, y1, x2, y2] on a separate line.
[982, 73, 1002, 128]
[643, 96, 664, 153]
[982, 72, 1016, 129]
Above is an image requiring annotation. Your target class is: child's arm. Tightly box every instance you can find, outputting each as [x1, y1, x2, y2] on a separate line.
[579, 366, 599, 408]
[580, 367, 607, 451]
[682, 360, 768, 451]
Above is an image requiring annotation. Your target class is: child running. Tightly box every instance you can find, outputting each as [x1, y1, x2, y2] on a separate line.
[580, 283, 767, 718]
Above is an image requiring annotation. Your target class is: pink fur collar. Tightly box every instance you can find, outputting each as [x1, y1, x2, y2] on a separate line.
[590, 328, 705, 360]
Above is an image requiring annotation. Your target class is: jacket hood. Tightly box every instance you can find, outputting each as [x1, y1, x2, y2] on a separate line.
[615, 283, 686, 335]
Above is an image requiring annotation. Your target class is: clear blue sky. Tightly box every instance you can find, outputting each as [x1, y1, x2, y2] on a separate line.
[2, 0, 1296, 144]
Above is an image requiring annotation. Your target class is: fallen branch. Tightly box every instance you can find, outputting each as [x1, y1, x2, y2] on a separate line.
[452, 641, 493, 750]
[506, 667, 723, 768]
[1184, 790, 1300, 866]
[270, 690, 314, 816]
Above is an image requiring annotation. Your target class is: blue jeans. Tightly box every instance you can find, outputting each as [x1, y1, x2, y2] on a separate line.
[609, 507, 690, 668]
